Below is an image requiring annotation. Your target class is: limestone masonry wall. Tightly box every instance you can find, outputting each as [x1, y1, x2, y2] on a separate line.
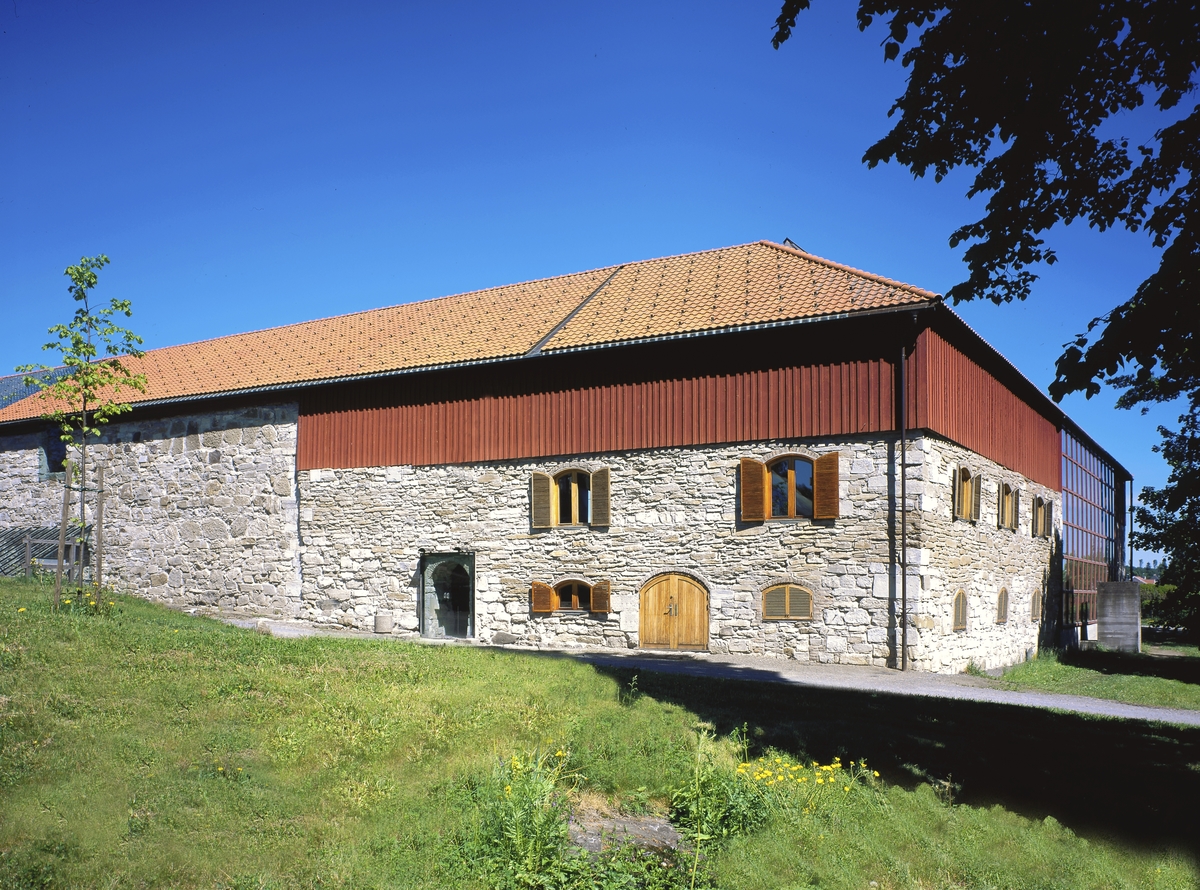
[1, 411, 1056, 672]
[0, 405, 301, 614]
[297, 434, 1055, 671]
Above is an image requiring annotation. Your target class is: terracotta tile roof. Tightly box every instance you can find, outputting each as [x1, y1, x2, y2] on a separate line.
[0, 241, 937, 423]
[542, 241, 938, 352]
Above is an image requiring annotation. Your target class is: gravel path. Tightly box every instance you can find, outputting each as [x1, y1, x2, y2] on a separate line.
[222, 614, 1200, 727]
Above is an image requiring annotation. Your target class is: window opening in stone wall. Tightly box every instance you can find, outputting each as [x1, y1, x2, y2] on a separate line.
[768, 457, 814, 519]
[953, 589, 968, 632]
[531, 579, 611, 614]
[996, 587, 1009, 624]
[555, 470, 590, 525]
[530, 469, 610, 528]
[955, 467, 981, 522]
[1032, 585, 1043, 622]
[998, 483, 1019, 531]
[38, 427, 67, 482]
[762, 584, 813, 620]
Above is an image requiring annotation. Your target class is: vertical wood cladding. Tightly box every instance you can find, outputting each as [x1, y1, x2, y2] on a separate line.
[911, 327, 1061, 490]
[299, 354, 897, 470]
[297, 318, 1062, 490]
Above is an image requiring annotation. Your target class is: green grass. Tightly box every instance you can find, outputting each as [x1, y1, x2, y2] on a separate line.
[1, 576, 1197, 889]
[1000, 647, 1200, 712]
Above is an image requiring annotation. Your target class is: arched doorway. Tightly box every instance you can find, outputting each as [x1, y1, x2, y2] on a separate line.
[639, 574, 709, 651]
[421, 552, 474, 639]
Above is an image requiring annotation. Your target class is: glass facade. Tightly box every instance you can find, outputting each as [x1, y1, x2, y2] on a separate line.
[1061, 429, 1125, 626]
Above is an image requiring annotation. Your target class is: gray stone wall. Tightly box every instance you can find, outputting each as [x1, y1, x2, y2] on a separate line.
[2, 408, 1057, 673]
[0, 405, 302, 614]
[905, 437, 1057, 672]
[297, 434, 1056, 672]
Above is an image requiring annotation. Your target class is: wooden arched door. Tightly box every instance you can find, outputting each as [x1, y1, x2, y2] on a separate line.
[639, 574, 709, 651]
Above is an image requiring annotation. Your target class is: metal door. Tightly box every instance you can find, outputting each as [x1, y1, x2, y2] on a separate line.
[420, 552, 474, 639]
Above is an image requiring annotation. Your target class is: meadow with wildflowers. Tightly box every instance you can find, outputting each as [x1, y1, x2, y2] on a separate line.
[1, 576, 1197, 890]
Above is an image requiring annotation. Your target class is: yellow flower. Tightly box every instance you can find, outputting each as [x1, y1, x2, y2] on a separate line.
[17, 607, 25, 613]
[217, 766, 224, 771]
[843, 786, 850, 792]
[556, 750, 565, 757]
[63, 599, 71, 604]
[817, 779, 824, 785]
[174, 630, 179, 633]
[874, 771, 880, 777]
[504, 785, 512, 795]
[108, 601, 114, 606]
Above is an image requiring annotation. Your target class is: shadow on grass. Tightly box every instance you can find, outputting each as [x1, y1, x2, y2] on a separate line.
[1061, 647, 1200, 685]
[558, 655, 1200, 860]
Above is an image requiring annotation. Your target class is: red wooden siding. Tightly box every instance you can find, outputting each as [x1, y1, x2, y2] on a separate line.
[299, 357, 896, 470]
[912, 328, 1061, 489]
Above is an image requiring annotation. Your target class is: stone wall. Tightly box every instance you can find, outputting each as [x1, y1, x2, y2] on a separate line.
[2, 408, 1057, 672]
[904, 437, 1057, 672]
[297, 433, 1056, 672]
[0, 405, 302, 614]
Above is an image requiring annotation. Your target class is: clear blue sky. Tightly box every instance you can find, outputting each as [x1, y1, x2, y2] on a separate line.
[0, 1, 1181, 558]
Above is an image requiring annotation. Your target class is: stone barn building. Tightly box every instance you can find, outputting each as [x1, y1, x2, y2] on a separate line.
[0, 241, 1128, 672]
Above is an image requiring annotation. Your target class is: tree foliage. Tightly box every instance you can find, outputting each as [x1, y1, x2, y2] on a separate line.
[16, 255, 148, 452]
[1134, 410, 1200, 636]
[771, 0, 1198, 410]
[772, 0, 1199, 585]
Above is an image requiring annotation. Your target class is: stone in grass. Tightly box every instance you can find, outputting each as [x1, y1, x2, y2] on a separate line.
[568, 795, 681, 854]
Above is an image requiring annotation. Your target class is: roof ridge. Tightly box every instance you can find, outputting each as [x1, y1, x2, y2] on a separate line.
[758, 240, 941, 301]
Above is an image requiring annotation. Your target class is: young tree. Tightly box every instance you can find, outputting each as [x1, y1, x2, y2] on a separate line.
[17, 255, 148, 598]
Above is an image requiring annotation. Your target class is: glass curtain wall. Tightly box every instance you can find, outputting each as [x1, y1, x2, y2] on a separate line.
[1061, 429, 1125, 626]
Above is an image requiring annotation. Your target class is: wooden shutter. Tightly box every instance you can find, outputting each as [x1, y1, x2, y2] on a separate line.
[531, 472, 553, 529]
[791, 586, 813, 619]
[953, 590, 967, 631]
[952, 469, 961, 519]
[531, 581, 554, 614]
[590, 468, 611, 527]
[763, 585, 787, 619]
[1032, 497, 1044, 537]
[1032, 587, 1043, 621]
[970, 473, 982, 522]
[813, 452, 840, 520]
[590, 580, 611, 613]
[739, 458, 768, 522]
[997, 587, 1009, 623]
[1012, 489, 1020, 531]
[1043, 500, 1053, 538]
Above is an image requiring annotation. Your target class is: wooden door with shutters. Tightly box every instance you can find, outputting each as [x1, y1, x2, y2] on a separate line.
[639, 574, 708, 651]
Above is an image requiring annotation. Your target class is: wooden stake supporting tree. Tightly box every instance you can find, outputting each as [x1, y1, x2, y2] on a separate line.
[17, 255, 147, 605]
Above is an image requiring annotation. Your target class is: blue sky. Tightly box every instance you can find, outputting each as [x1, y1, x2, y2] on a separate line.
[0, 1, 1181, 558]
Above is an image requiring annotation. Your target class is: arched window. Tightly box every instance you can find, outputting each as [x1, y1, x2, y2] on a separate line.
[762, 584, 813, 620]
[530, 468, 611, 528]
[555, 470, 590, 526]
[998, 484, 1019, 531]
[1031, 496, 1053, 539]
[955, 467, 981, 521]
[996, 587, 1009, 624]
[1031, 586, 1043, 622]
[768, 456, 814, 519]
[952, 589, 968, 632]
[530, 579, 611, 614]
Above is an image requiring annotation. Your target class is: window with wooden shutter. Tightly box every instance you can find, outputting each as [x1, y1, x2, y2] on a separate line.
[531, 472, 553, 529]
[953, 589, 968, 632]
[590, 468, 611, 527]
[1042, 499, 1053, 538]
[762, 584, 813, 620]
[954, 468, 972, 520]
[1031, 586, 1043, 621]
[812, 452, 840, 520]
[767, 456, 815, 519]
[590, 580, 611, 613]
[740, 457, 768, 522]
[996, 587, 1009, 624]
[554, 471, 591, 526]
[1032, 496, 1052, 538]
[531, 581, 554, 613]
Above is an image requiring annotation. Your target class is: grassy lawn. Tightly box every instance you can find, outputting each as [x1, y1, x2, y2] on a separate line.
[1000, 646, 1200, 713]
[0, 576, 1196, 889]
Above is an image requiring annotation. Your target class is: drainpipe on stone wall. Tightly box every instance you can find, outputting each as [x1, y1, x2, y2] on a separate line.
[900, 344, 908, 671]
